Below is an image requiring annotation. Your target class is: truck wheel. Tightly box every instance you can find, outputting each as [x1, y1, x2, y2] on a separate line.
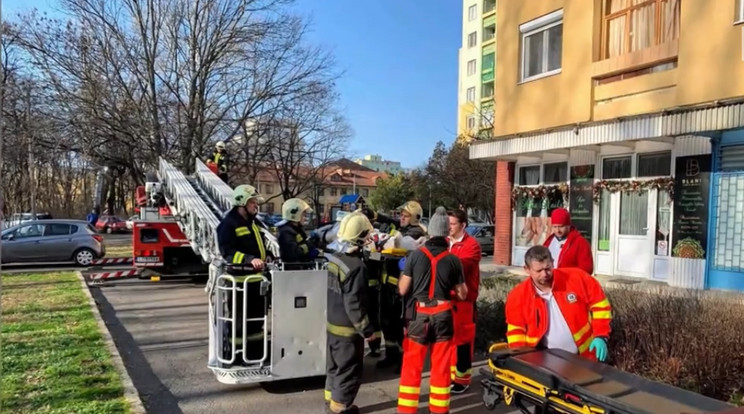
[74, 248, 96, 266]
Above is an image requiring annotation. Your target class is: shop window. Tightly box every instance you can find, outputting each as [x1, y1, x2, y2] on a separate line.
[543, 162, 568, 183]
[602, 156, 632, 179]
[598, 189, 611, 251]
[518, 165, 540, 185]
[638, 151, 671, 177]
[619, 191, 648, 235]
[655, 190, 671, 256]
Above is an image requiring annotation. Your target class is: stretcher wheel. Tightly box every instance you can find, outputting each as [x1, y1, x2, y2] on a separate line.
[482, 388, 501, 410]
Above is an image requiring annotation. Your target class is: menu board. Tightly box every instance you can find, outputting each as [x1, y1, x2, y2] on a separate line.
[671, 154, 711, 259]
[569, 165, 595, 241]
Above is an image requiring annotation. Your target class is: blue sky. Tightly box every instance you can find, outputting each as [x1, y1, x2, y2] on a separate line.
[5, 0, 463, 169]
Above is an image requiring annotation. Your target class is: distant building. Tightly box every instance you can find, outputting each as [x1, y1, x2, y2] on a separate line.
[354, 154, 404, 174]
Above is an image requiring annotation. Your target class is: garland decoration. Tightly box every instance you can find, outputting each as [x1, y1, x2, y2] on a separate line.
[592, 177, 674, 203]
[511, 183, 569, 209]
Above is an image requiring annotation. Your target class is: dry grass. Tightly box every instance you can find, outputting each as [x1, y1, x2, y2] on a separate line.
[476, 278, 744, 404]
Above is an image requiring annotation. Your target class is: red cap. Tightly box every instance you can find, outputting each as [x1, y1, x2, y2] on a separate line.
[550, 208, 571, 226]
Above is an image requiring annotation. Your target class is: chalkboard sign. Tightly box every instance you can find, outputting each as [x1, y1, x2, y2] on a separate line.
[671, 154, 711, 259]
[569, 165, 595, 242]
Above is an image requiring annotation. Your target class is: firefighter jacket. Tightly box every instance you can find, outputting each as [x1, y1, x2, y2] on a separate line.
[376, 214, 426, 239]
[216, 207, 268, 264]
[448, 232, 482, 302]
[505, 267, 612, 360]
[326, 252, 375, 339]
[210, 150, 230, 174]
[543, 227, 594, 275]
[277, 222, 317, 263]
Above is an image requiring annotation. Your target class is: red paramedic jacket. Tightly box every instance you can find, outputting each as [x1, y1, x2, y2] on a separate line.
[448, 232, 482, 302]
[543, 227, 594, 275]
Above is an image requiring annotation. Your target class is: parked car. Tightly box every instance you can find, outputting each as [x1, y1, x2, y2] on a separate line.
[0, 219, 105, 266]
[466, 223, 495, 255]
[3, 212, 53, 228]
[125, 215, 139, 230]
[95, 215, 129, 234]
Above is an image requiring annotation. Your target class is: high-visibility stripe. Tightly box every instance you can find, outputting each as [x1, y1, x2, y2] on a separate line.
[429, 397, 450, 408]
[235, 226, 250, 236]
[592, 310, 612, 319]
[386, 276, 398, 285]
[526, 336, 540, 345]
[397, 398, 418, 407]
[507, 324, 526, 333]
[233, 252, 245, 264]
[300, 244, 309, 254]
[591, 298, 610, 309]
[326, 323, 357, 337]
[252, 222, 266, 260]
[399, 385, 420, 394]
[573, 324, 591, 342]
[324, 390, 331, 402]
[507, 334, 526, 344]
[353, 316, 370, 331]
[430, 385, 449, 395]
[578, 336, 593, 354]
[368, 279, 379, 286]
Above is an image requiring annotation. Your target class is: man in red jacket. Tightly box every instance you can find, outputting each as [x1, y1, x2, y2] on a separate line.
[543, 208, 594, 274]
[446, 209, 482, 394]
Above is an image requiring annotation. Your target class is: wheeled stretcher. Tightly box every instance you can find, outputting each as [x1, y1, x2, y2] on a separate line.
[480, 344, 743, 414]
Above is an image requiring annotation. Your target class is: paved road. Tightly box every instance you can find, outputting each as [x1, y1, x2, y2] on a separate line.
[92, 278, 520, 414]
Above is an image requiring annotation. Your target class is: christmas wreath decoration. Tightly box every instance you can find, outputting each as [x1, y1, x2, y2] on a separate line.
[511, 183, 569, 209]
[592, 177, 674, 203]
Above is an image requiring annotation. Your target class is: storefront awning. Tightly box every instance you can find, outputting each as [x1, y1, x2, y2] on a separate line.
[470, 102, 744, 161]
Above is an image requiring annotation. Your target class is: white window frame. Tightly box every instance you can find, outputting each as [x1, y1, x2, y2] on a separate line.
[466, 116, 477, 130]
[466, 87, 476, 102]
[468, 31, 477, 48]
[736, 0, 744, 24]
[467, 59, 477, 76]
[519, 9, 564, 83]
[468, 4, 478, 21]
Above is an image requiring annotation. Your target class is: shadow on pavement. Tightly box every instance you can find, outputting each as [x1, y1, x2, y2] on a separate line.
[91, 286, 185, 414]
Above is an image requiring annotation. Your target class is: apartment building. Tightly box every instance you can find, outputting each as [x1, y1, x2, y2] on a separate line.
[457, 0, 496, 140]
[354, 154, 405, 174]
[469, 0, 744, 291]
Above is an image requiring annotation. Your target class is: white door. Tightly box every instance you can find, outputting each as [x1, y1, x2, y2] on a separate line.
[613, 190, 654, 277]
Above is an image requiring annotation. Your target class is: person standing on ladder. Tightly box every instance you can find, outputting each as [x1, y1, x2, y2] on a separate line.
[395, 207, 468, 414]
[216, 184, 270, 364]
[209, 140, 230, 183]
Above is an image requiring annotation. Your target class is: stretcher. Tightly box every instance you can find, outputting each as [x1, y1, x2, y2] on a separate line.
[480, 344, 743, 414]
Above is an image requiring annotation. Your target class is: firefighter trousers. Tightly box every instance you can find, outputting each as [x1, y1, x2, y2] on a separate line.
[367, 279, 382, 353]
[451, 301, 476, 386]
[325, 332, 365, 410]
[379, 282, 404, 363]
[397, 303, 454, 414]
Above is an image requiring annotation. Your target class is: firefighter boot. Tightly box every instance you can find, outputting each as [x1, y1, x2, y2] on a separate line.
[327, 401, 360, 414]
[368, 337, 382, 357]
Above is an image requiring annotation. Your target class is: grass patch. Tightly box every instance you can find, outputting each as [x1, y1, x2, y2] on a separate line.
[475, 278, 744, 404]
[1, 272, 131, 414]
[105, 245, 132, 258]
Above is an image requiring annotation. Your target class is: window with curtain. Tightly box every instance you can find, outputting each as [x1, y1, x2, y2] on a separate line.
[518, 166, 540, 185]
[620, 191, 649, 235]
[603, 0, 680, 59]
[598, 189, 611, 251]
[655, 190, 671, 256]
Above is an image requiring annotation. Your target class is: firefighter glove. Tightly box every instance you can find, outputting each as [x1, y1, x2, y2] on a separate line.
[398, 257, 406, 272]
[589, 337, 608, 362]
[309, 248, 320, 259]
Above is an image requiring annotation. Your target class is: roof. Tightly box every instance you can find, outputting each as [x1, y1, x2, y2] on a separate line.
[339, 194, 365, 204]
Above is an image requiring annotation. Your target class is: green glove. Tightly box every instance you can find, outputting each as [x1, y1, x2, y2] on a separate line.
[589, 337, 608, 362]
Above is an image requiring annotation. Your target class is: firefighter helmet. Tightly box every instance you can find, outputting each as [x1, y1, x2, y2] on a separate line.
[216, 141, 226, 150]
[232, 184, 264, 206]
[399, 201, 423, 225]
[337, 211, 374, 244]
[282, 198, 312, 222]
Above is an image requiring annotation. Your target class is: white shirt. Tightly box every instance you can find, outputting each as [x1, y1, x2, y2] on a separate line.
[548, 236, 565, 265]
[448, 232, 465, 249]
[536, 287, 578, 354]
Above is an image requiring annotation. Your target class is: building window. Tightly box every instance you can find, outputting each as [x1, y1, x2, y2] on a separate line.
[543, 162, 568, 183]
[602, 156, 632, 179]
[602, 0, 680, 59]
[519, 9, 563, 82]
[264, 184, 273, 194]
[518, 165, 541, 186]
[466, 87, 476, 102]
[737, 0, 744, 24]
[468, 4, 477, 21]
[468, 32, 477, 48]
[330, 188, 337, 196]
[467, 59, 477, 75]
[466, 116, 477, 130]
[362, 188, 369, 197]
[341, 188, 348, 195]
[637, 151, 671, 177]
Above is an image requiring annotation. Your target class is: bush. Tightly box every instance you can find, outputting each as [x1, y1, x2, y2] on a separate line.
[475, 280, 744, 403]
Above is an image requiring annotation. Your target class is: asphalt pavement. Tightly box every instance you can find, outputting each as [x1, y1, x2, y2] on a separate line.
[91, 277, 519, 414]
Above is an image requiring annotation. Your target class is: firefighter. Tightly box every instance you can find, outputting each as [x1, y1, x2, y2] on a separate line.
[216, 184, 270, 364]
[376, 200, 427, 371]
[396, 207, 468, 414]
[356, 206, 383, 356]
[324, 211, 377, 414]
[505, 245, 612, 362]
[209, 140, 230, 183]
[276, 198, 320, 269]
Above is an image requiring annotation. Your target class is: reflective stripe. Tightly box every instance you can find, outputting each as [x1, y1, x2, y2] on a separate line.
[526, 336, 540, 345]
[324, 390, 331, 402]
[507, 324, 525, 333]
[578, 336, 593, 353]
[387, 276, 398, 285]
[429, 398, 450, 408]
[234, 274, 263, 283]
[430, 385, 449, 394]
[233, 252, 245, 264]
[397, 398, 418, 408]
[353, 316, 370, 332]
[235, 226, 250, 237]
[592, 310, 612, 319]
[399, 385, 420, 394]
[507, 334, 526, 344]
[252, 222, 266, 260]
[572, 323, 591, 342]
[300, 244, 309, 254]
[326, 323, 357, 337]
[591, 298, 610, 309]
[368, 279, 379, 287]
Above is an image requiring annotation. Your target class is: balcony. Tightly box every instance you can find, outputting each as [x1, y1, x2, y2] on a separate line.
[483, 15, 496, 44]
[483, 0, 496, 15]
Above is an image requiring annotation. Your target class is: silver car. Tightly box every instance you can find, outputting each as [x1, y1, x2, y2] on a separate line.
[1, 219, 106, 266]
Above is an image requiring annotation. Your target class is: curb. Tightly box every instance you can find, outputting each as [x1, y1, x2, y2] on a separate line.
[76, 271, 147, 414]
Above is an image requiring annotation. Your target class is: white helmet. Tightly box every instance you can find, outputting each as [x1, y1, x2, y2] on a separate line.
[282, 198, 312, 222]
[216, 141, 226, 150]
[232, 184, 264, 207]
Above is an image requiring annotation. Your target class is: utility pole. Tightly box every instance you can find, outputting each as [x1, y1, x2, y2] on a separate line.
[26, 83, 36, 218]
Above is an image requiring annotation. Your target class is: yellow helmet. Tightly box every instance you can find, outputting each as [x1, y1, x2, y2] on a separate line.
[399, 201, 423, 225]
[337, 211, 374, 244]
[232, 184, 264, 207]
[282, 198, 312, 222]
